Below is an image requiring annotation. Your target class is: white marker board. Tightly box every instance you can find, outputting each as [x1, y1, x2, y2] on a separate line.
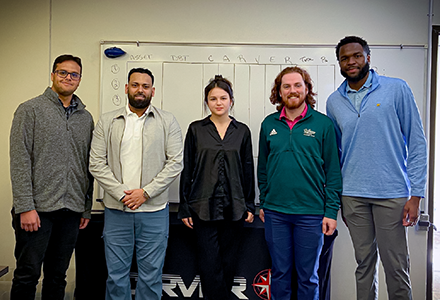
[100, 42, 427, 203]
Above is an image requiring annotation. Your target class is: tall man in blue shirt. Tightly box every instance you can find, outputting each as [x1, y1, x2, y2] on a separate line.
[326, 36, 427, 300]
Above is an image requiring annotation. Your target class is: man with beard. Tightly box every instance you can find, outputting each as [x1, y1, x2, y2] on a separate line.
[257, 67, 342, 299]
[326, 36, 427, 300]
[89, 68, 183, 300]
[10, 54, 94, 300]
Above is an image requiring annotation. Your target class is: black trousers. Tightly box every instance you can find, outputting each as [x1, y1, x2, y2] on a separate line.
[10, 209, 81, 300]
[192, 215, 244, 300]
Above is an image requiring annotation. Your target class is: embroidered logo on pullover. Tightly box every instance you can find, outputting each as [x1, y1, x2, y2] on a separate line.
[303, 129, 316, 137]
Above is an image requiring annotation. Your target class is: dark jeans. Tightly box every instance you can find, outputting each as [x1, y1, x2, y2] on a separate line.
[192, 214, 244, 300]
[10, 208, 81, 300]
[264, 210, 323, 300]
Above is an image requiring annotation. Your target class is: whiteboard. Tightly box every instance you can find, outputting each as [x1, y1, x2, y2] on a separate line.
[99, 42, 427, 203]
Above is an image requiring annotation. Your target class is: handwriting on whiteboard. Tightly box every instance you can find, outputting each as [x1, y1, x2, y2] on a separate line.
[128, 52, 331, 65]
[130, 54, 153, 60]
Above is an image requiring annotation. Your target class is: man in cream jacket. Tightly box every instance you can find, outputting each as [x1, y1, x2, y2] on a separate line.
[90, 67, 183, 300]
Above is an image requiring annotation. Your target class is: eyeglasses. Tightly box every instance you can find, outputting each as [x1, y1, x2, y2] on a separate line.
[54, 70, 82, 81]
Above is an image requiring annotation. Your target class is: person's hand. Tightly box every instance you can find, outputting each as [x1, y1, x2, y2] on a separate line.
[259, 209, 265, 223]
[20, 210, 40, 232]
[402, 196, 421, 227]
[322, 217, 337, 236]
[245, 211, 254, 223]
[182, 217, 193, 229]
[79, 218, 90, 229]
[122, 189, 147, 210]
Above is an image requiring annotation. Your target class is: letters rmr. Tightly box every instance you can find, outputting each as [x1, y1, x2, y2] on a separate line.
[162, 274, 248, 299]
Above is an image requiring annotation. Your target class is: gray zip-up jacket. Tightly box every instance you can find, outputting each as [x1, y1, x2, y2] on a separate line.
[89, 106, 183, 212]
[10, 87, 94, 218]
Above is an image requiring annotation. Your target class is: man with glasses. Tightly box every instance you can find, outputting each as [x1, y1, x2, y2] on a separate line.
[10, 54, 94, 300]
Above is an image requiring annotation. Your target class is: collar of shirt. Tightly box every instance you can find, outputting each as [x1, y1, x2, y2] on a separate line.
[279, 104, 308, 130]
[346, 70, 373, 112]
[58, 97, 78, 119]
[125, 103, 150, 119]
[201, 115, 238, 128]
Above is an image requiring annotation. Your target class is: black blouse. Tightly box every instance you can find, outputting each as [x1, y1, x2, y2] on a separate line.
[178, 116, 255, 221]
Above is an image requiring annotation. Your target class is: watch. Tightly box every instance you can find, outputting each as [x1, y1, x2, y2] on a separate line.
[143, 190, 150, 200]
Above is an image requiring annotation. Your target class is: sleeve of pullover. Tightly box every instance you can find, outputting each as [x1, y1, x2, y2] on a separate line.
[325, 101, 343, 158]
[83, 120, 95, 219]
[10, 103, 36, 214]
[396, 82, 427, 197]
[322, 122, 342, 220]
[257, 122, 269, 206]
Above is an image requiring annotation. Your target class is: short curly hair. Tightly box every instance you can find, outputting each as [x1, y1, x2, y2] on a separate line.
[269, 67, 316, 111]
[336, 36, 370, 61]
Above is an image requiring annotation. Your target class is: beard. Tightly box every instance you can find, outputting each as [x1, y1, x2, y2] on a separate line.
[282, 93, 306, 110]
[341, 62, 370, 83]
[128, 91, 152, 109]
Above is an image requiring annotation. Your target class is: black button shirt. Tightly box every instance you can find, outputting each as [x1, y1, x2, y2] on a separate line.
[178, 116, 255, 221]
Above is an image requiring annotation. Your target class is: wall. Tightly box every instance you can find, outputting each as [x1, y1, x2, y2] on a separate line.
[0, 0, 51, 298]
[0, 0, 436, 299]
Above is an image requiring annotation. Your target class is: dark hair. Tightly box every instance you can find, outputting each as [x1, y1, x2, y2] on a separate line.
[269, 67, 316, 111]
[52, 54, 82, 74]
[336, 36, 370, 61]
[128, 68, 155, 85]
[204, 75, 234, 106]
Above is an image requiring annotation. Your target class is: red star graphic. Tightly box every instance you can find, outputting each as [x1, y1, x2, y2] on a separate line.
[252, 269, 271, 300]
